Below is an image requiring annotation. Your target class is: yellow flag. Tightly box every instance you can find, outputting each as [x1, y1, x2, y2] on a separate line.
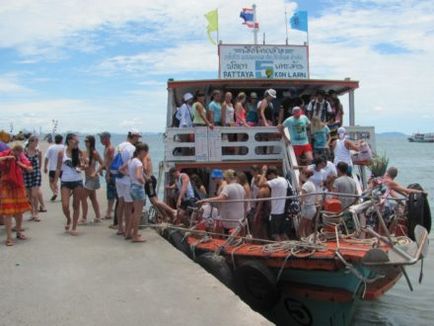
[205, 9, 218, 45]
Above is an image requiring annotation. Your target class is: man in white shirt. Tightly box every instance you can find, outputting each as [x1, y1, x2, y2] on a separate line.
[44, 134, 65, 201]
[176, 93, 194, 128]
[306, 90, 333, 123]
[259, 166, 289, 241]
[115, 129, 141, 236]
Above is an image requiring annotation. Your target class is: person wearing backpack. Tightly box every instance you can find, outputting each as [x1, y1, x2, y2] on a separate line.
[259, 166, 289, 241]
[111, 129, 141, 237]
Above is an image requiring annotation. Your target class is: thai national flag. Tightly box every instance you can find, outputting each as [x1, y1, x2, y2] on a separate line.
[240, 8, 259, 28]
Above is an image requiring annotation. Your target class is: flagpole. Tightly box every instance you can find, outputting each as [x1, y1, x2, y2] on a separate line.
[217, 9, 220, 44]
[252, 3, 258, 45]
[284, 8, 289, 45]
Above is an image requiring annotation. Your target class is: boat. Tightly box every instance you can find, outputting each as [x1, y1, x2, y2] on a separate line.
[408, 133, 434, 143]
[149, 43, 431, 326]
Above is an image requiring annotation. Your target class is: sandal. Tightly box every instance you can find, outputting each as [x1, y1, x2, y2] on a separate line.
[93, 218, 102, 224]
[104, 216, 112, 220]
[65, 224, 71, 232]
[132, 236, 146, 243]
[12, 227, 25, 232]
[5, 239, 14, 246]
[69, 230, 79, 236]
[116, 231, 124, 236]
[78, 219, 88, 225]
[50, 194, 57, 201]
[34, 217, 41, 222]
[16, 232, 27, 240]
[39, 207, 47, 213]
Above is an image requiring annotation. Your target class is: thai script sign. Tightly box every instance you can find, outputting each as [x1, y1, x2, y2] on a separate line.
[218, 44, 309, 79]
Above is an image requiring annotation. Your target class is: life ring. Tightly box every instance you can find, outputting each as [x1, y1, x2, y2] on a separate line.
[233, 260, 279, 312]
[195, 252, 233, 288]
[407, 184, 431, 240]
[167, 230, 192, 258]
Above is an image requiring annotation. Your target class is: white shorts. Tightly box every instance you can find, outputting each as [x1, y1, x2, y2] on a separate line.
[115, 181, 133, 203]
[302, 206, 317, 220]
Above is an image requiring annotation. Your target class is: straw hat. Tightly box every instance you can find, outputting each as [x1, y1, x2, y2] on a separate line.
[0, 130, 11, 143]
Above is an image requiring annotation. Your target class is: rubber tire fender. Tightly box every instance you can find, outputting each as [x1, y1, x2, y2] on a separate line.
[168, 230, 192, 258]
[407, 183, 431, 239]
[195, 252, 233, 289]
[233, 260, 280, 312]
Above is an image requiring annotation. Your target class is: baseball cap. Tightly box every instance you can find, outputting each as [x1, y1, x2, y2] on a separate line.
[98, 131, 111, 138]
[211, 169, 223, 179]
[250, 92, 258, 99]
[183, 93, 194, 102]
[128, 128, 142, 137]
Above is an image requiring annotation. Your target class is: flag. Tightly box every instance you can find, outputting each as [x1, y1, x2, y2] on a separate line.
[290, 10, 308, 32]
[240, 8, 259, 29]
[205, 9, 218, 45]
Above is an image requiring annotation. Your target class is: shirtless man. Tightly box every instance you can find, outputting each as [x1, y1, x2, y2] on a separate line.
[99, 132, 117, 224]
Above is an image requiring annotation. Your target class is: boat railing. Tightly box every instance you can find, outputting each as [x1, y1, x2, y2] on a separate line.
[164, 126, 282, 162]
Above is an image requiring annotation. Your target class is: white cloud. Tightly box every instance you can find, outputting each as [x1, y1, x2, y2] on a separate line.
[0, 74, 32, 94]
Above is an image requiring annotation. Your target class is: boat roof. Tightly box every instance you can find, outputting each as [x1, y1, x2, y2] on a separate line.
[167, 78, 359, 96]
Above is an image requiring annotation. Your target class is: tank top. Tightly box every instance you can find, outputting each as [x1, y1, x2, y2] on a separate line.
[61, 148, 83, 182]
[224, 103, 235, 125]
[334, 139, 352, 166]
[176, 174, 195, 199]
[246, 103, 258, 123]
[258, 100, 273, 121]
[236, 105, 247, 126]
[192, 102, 206, 125]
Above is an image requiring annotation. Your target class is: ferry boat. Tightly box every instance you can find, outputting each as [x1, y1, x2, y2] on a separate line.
[408, 133, 434, 143]
[151, 43, 431, 326]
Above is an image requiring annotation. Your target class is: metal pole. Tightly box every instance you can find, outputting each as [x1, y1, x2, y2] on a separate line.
[216, 9, 220, 44]
[253, 3, 258, 44]
[349, 89, 355, 126]
[285, 8, 289, 45]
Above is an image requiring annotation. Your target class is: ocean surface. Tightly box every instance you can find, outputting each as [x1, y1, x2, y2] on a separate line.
[92, 133, 433, 325]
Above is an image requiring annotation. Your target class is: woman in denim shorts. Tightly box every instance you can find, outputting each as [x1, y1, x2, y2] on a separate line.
[126, 143, 149, 243]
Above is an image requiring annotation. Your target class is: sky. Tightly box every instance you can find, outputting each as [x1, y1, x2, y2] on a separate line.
[1, 0, 434, 134]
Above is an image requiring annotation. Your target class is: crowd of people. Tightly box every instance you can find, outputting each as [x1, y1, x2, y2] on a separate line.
[0, 129, 164, 246]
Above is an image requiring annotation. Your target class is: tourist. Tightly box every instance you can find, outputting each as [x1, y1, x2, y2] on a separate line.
[126, 143, 148, 242]
[252, 173, 270, 239]
[55, 133, 85, 235]
[190, 174, 208, 199]
[192, 91, 214, 129]
[332, 162, 358, 209]
[99, 131, 117, 223]
[246, 92, 259, 126]
[259, 166, 289, 241]
[234, 92, 249, 127]
[198, 169, 245, 233]
[306, 90, 333, 123]
[208, 90, 222, 126]
[211, 169, 226, 195]
[114, 130, 141, 236]
[143, 147, 177, 220]
[382, 167, 424, 196]
[311, 117, 331, 159]
[328, 90, 344, 127]
[81, 135, 104, 224]
[306, 156, 328, 192]
[279, 106, 313, 164]
[44, 134, 64, 201]
[299, 169, 317, 238]
[24, 136, 44, 222]
[0, 144, 32, 246]
[249, 165, 260, 210]
[331, 127, 360, 175]
[168, 167, 197, 210]
[257, 89, 276, 127]
[221, 92, 235, 127]
[176, 93, 194, 128]
[278, 91, 294, 125]
[236, 172, 251, 214]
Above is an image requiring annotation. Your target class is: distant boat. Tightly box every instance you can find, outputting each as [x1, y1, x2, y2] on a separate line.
[408, 133, 434, 143]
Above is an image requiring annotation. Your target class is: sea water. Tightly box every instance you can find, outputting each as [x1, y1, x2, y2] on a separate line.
[92, 133, 434, 325]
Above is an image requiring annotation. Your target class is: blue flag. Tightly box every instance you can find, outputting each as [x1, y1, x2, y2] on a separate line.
[290, 10, 308, 32]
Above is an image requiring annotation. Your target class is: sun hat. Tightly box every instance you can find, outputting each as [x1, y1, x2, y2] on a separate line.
[183, 93, 194, 102]
[211, 169, 224, 179]
[265, 89, 277, 99]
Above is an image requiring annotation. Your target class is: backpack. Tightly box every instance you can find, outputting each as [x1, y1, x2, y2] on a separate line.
[285, 179, 301, 216]
[110, 145, 126, 178]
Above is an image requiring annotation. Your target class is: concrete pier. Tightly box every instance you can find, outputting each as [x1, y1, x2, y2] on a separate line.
[0, 146, 272, 326]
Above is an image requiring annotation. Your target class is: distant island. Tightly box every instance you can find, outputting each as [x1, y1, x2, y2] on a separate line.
[376, 132, 407, 138]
